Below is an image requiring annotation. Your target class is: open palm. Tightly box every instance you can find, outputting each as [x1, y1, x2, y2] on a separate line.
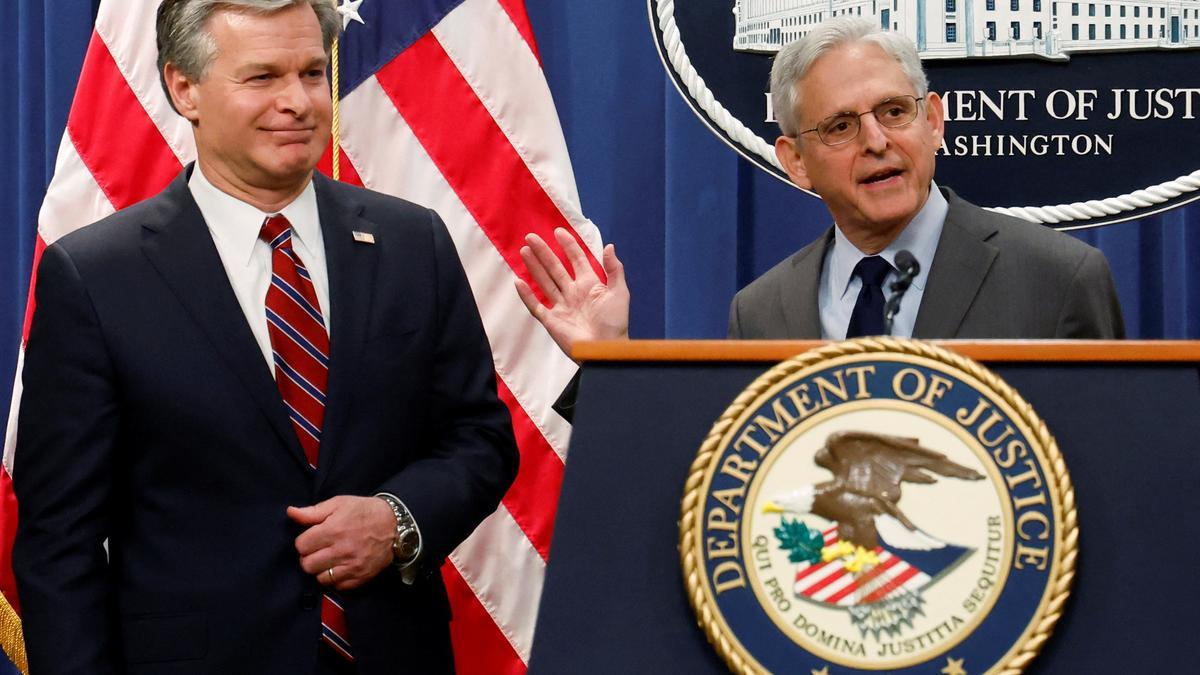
[515, 228, 629, 358]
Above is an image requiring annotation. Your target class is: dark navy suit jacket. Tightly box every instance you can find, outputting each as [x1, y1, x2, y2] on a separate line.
[13, 168, 518, 673]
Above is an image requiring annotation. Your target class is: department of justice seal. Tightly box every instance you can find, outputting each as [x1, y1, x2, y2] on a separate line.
[680, 339, 1076, 674]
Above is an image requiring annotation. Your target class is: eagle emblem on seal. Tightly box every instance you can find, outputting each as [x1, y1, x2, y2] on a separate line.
[764, 431, 984, 637]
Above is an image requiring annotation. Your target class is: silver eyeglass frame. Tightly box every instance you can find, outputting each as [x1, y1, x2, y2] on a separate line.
[797, 95, 925, 146]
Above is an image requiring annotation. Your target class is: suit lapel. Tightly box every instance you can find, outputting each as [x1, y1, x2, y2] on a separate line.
[779, 230, 829, 339]
[140, 170, 311, 472]
[312, 175, 379, 489]
[912, 190, 999, 338]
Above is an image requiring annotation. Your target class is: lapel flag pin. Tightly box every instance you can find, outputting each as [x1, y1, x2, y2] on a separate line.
[352, 231, 376, 244]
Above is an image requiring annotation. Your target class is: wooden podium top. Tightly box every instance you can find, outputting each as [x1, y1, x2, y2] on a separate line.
[572, 340, 1200, 363]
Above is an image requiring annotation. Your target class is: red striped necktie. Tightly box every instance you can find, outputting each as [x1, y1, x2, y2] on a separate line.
[259, 215, 353, 662]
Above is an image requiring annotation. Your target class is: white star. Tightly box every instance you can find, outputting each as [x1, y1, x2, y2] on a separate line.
[337, 0, 365, 30]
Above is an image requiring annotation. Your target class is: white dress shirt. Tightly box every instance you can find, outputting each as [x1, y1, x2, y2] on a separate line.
[188, 165, 330, 371]
[818, 183, 948, 340]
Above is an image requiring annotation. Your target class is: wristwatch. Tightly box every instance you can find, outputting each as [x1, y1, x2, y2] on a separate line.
[376, 493, 420, 567]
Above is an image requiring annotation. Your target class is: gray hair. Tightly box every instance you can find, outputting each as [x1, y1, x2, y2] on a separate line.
[157, 0, 341, 110]
[770, 17, 928, 137]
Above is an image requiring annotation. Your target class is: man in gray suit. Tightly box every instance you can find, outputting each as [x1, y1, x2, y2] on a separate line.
[516, 17, 1122, 356]
[730, 16, 1123, 340]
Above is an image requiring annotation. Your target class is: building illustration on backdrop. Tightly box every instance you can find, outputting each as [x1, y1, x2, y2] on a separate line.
[732, 0, 1200, 59]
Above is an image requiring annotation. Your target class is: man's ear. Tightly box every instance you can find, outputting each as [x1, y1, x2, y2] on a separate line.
[163, 63, 200, 123]
[775, 135, 812, 190]
[924, 91, 945, 147]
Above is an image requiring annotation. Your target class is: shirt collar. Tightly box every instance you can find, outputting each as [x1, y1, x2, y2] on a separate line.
[828, 181, 947, 299]
[188, 164, 321, 266]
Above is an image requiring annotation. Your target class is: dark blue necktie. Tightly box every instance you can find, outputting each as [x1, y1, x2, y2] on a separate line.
[845, 256, 894, 338]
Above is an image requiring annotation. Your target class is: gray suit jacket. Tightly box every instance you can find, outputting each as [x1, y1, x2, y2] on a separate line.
[728, 188, 1125, 339]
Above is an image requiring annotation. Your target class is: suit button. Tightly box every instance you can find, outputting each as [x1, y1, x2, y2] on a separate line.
[301, 592, 318, 610]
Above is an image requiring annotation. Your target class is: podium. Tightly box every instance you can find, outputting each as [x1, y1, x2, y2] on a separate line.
[529, 341, 1200, 673]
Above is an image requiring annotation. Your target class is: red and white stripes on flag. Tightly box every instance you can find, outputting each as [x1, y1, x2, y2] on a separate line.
[793, 527, 931, 607]
[0, 1, 595, 672]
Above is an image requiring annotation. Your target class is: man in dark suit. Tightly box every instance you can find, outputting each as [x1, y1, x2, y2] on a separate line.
[13, 1, 517, 672]
[517, 17, 1122, 351]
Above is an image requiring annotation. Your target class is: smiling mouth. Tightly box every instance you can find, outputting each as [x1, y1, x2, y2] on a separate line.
[264, 128, 316, 144]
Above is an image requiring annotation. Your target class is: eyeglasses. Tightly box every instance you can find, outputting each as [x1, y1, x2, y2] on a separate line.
[798, 95, 924, 146]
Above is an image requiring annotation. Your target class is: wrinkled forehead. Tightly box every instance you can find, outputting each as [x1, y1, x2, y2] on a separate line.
[796, 42, 913, 121]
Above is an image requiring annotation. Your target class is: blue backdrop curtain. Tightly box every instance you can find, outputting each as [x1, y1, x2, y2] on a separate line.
[1, 0, 96, 467]
[2, 0, 1198, 444]
[0, 3, 94, 670]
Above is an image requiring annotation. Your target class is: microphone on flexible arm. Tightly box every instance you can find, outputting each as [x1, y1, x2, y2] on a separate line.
[883, 250, 920, 336]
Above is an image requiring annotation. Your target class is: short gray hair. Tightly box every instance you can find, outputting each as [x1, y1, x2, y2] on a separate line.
[157, 0, 341, 110]
[770, 17, 928, 137]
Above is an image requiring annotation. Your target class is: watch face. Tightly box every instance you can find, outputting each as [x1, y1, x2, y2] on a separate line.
[397, 526, 419, 560]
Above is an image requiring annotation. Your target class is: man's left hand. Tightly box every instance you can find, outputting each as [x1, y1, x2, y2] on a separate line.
[287, 496, 396, 590]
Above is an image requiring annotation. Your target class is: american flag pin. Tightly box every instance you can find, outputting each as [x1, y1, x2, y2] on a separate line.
[352, 231, 375, 244]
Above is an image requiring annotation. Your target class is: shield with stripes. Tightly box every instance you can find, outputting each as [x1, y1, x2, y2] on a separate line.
[779, 523, 973, 638]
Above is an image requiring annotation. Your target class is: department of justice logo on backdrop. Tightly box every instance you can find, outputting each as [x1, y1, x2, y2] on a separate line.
[648, 0, 1200, 228]
[679, 340, 1075, 673]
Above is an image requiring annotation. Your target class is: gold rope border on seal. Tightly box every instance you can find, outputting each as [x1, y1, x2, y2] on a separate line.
[678, 337, 1078, 675]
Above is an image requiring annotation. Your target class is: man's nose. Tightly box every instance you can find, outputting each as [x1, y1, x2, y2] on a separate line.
[857, 113, 890, 154]
[276, 75, 312, 116]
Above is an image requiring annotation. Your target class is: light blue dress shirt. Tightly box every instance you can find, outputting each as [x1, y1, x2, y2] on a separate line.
[818, 184, 948, 340]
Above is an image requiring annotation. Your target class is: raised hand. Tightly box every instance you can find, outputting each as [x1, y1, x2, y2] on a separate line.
[515, 227, 630, 359]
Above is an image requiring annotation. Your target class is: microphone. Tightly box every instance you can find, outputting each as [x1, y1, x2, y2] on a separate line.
[883, 250, 920, 336]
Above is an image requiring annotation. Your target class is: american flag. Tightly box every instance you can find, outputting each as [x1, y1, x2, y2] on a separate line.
[0, 0, 596, 671]
[793, 526, 932, 606]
